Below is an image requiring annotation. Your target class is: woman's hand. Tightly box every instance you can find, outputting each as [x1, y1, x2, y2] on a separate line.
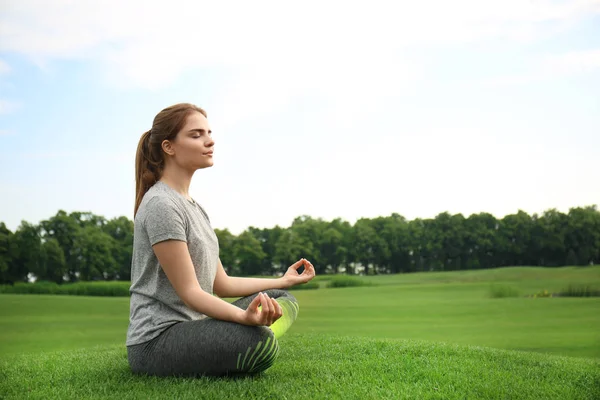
[282, 258, 316, 287]
[239, 292, 283, 326]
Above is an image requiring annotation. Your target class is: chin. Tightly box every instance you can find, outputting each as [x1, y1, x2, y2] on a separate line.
[197, 161, 214, 170]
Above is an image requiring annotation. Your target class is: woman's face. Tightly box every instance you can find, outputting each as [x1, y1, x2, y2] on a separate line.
[166, 111, 215, 171]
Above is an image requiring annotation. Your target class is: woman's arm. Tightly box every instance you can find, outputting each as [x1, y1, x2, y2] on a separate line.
[213, 258, 316, 298]
[153, 240, 282, 326]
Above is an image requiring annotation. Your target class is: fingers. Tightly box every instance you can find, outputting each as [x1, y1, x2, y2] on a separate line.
[301, 259, 316, 278]
[256, 293, 283, 326]
[248, 292, 262, 312]
[289, 259, 305, 271]
[271, 296, 282, 323]
[242, 292, 286, 327]
[260, 293, 271, 320]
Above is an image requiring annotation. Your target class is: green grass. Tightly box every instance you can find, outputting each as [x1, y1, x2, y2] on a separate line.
[0, 295, 128, 355]
[1, 266, 600, 399]
[1, 336, 598, 400]
[2, 266, 599, 359]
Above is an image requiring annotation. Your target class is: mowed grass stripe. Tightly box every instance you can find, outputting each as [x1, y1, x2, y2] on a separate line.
[1, 266, 599, 360]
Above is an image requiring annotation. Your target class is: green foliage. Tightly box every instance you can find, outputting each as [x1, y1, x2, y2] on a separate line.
[287, 281, 319, 290]
[214, 228, 236, 274]
[559, 284, 600, 297]
[41, 238, 66, 284]
[489, 283, 520, 298]
[233, 230, 267, 276]
[0, 281, 130, 296]
[326, 275, 374, 288]
[1, 204, 600, 284]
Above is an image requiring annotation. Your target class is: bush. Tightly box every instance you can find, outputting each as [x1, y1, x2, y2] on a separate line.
[559, 284, 600, 297]
[288, 281, 319, 290]
[0, 281, 131, 297]
[326, 276, 372, 288]
[489, 284, 520, 298]
[532, 289, 553, 298]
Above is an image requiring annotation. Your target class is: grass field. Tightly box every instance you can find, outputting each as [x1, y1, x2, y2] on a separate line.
[1, 266, 599, 399]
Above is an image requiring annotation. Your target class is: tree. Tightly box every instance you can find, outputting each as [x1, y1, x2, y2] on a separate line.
[73, 226, 117, 281]
[531, 209, 568, 267]
[289, 216, 326, 273]
[102, 216, 134, 280]
[464, 212, 498, 270]
[496, 210, 533, 266]
[215, 228, 237, 274]
[0, 223, 21, 284]
[247, 225, 285, 275]
[41, 238, 67, 283]
[234, 230, 267, 276]
[12, 221, 44, 280]
[349, 218, 382, 275]
[380, 213, 411, 273]
[273, 228, 312, 272]
[564, 206, 600, 265]
[40, 211, 82, 282]
[321, 226, 346, 274]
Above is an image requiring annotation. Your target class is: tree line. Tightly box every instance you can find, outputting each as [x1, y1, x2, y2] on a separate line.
[1, 205, 598, 284]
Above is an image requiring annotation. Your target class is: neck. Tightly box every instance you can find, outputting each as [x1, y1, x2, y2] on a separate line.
[159, 166, 195, 200]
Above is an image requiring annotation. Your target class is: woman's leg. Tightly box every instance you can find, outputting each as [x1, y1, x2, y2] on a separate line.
[127, 289, 299, 377]
[128, 318, 279, 377]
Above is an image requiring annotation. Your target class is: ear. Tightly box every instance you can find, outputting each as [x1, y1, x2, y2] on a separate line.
[161, 140, 175, 156]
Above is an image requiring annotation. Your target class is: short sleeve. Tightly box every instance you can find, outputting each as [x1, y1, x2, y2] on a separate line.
[143, 196, 187, 246]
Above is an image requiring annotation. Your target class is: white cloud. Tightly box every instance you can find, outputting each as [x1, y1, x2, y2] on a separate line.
[1, 0, 599, 89]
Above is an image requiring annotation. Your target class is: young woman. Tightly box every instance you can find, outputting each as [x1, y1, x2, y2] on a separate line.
[126, 103, 316, 377]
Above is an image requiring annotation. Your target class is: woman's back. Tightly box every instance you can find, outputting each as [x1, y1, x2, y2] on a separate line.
[127, 181, 219, 346]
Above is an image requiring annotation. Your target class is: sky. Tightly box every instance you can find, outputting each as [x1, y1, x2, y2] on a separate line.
[1, 0, 599, 234]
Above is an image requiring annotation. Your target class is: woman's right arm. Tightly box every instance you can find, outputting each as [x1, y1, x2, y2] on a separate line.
[152, 239, 282, 327]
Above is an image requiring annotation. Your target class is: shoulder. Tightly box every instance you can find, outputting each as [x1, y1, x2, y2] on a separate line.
[138, 185, 186, 224]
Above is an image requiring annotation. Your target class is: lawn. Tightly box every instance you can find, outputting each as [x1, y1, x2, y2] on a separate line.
[1, 266, 599, 399]
[1, 336, 599, 400]
[2, 266, 598, 359]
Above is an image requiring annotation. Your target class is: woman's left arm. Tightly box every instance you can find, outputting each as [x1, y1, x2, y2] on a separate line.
[213, 258, 316, 298]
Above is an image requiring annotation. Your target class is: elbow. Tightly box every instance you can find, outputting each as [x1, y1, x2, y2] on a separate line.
[178, 286, 202, 310]
[213, 285, 227, 298]
[213, 278, 232, 298]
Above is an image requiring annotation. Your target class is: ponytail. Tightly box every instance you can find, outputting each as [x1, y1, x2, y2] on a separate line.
[134, 103, 209, 217]
[134, 130, 159, 217]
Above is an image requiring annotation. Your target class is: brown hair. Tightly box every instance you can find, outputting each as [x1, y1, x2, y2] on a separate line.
[134, 103, 207, 216]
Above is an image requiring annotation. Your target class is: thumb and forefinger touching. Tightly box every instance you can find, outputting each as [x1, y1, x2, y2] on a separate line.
[247, 292, 282, 326]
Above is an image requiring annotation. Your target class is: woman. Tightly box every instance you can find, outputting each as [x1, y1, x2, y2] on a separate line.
[126, 103, 316, 377]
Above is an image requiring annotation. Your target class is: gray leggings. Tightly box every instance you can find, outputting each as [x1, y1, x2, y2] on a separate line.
[127, 289, 298, 377]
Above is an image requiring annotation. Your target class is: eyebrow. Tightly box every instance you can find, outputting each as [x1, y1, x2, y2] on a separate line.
[188, 128, 212, 134]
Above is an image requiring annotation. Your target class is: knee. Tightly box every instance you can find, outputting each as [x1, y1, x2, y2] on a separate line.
[239, 327, 280, 374]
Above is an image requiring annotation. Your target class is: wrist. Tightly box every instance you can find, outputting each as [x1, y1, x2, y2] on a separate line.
[278, 276, 293, 289]
[232, 307, 246, 325]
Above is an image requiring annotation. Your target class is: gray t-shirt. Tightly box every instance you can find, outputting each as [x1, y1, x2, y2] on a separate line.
[126, 181, 219, 346]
